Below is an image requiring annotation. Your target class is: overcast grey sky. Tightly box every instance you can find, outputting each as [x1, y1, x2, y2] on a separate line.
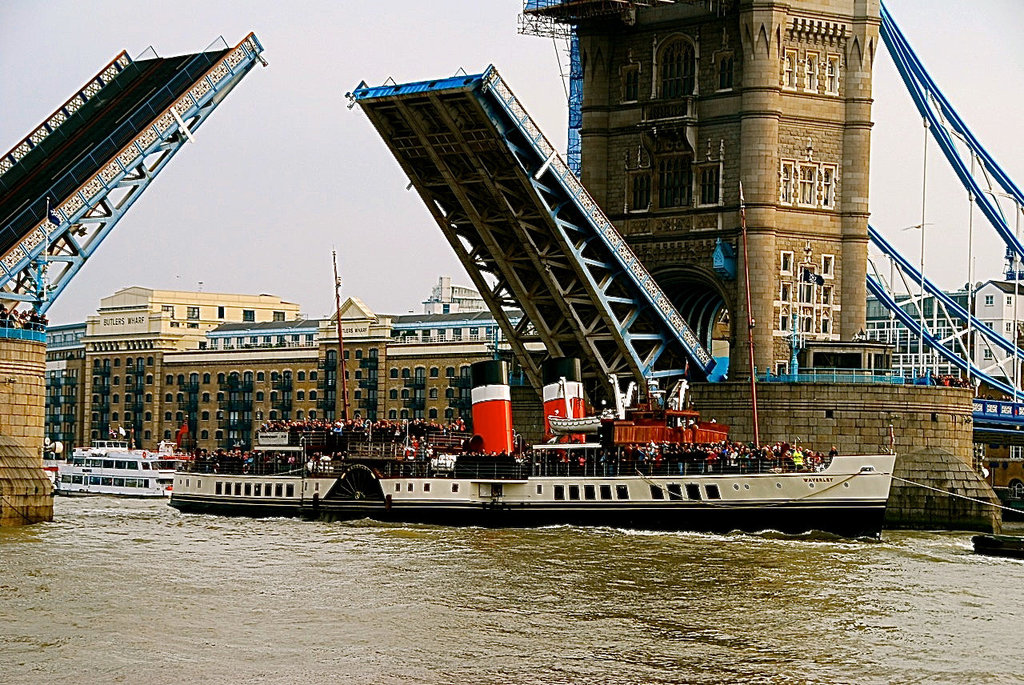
[2, 1, 1022, 324]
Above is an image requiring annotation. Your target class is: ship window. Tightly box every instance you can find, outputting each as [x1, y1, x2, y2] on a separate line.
[423, 483, 431, 492]
[254, 483, 262, 496]
[568, 485, 580, 500]
[140, 479, 149, 488]
[554, 485, 565, 500]
[705, 484, 721, 500]
[265, 484, 272, 496]
[125, 479, 137, 488]
[103, 460, 114, 468]
[216, 482, 222, 495]
[584, 484, 596, 500]
[685, 483, 702, 500]
[649, 484, 664, 499]
[72, 475, 83, 484]
[597, 484, 611, 500]
[275, 484, 283, 497]
[407, 483, 414, 492]
[244, 483, 252, 496]
[452, 483, 459, 493]
[535, 484, 543, 495]
[615, 484, 629, 500]
[113, 478, 125, 487]
[395, 483, 401, 492]
[286, 484, 294, 497]
[234, 483, 242, 496]
[667, 483, 683, 500]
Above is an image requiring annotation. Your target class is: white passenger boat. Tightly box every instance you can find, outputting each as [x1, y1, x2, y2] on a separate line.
[57, 441, 187, 497]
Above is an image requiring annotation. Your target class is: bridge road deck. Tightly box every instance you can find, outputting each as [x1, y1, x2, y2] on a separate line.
[0, 50, 228, 258]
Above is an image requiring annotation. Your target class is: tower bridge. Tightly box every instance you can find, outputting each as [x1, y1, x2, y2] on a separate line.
[353, 0, 1022, 528]
[0, 34, 265, 524]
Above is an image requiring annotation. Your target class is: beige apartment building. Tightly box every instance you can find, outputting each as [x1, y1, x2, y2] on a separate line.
[46, 285, 513, 451]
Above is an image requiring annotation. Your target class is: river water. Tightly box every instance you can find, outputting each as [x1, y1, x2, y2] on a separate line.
[1, 497, 1022, 684]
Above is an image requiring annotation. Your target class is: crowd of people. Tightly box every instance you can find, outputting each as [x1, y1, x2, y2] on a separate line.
[258, 417, 469, 443]
[0, 304, 47, 331]
[932, 374, 973, 388]
[522, 439, 838, 477]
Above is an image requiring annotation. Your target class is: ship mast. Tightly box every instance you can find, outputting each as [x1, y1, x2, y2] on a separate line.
[332, 250, 350, 422]
[739, 182, 760, 448]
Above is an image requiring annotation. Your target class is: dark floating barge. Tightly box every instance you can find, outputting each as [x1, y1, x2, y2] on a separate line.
[972, 534, 1024, 560]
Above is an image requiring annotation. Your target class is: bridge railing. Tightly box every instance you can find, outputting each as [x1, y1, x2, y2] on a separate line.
[757, 369, 907, 385]
[973, 399, 1024, 421]
[0, 326, 46, 343]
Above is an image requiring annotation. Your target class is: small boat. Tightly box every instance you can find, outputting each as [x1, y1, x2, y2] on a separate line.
[547, 415, 603, 435]
[972, 534, 1024, 560]
[56, 440, 187, 497]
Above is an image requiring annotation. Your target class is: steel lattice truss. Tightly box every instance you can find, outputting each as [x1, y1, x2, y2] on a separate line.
[873, 3, 1024, 395]
[0, 34, 265, 313]
[867, 226, 1019, 396]
[352, 67, 715, 399]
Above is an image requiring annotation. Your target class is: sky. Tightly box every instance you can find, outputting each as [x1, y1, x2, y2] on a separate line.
[1, 0, 1022, 325]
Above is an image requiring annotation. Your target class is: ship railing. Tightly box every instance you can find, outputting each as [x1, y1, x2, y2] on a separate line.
[525, 454, 836, 478]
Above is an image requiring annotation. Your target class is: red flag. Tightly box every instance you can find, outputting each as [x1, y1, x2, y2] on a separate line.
[175, 422, 189, 447]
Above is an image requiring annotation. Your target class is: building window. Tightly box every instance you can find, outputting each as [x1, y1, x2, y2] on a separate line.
[780, 162, 795, 204]
[821, 166, 836, 208]
[389, 410, 397, 420]
[798, 165, 817, 206]
[985, 295, 995, 306]
[631, 173, 651, 212]
[622, 65, 640, 102]
[804, 52, 819, 93]
[697, 165, 720, 206]
[782, 49, 798, 89]
[780, 310, 791, 331]
[660, 38, 695, 98]
[822, 286, 833, 305]
[187, 306, 200, 320]
[821, 255, 834, 278]
[389, 389, 398, 400]
[257, 372, 265, 381]
[1008, 296, 1015, 307]
[717, 53, 734, 91]
[780, 283, 791, 302]
[825, 54, 840, 95]
[390, 368, 399, 379]
[799, 283, 813, 304]
[242, 310, 255, 322]
[658, 156, 692, 208]
[780, 251, 793, 275]
[273, 311, 285, 322]
[984, 348, 994, 360]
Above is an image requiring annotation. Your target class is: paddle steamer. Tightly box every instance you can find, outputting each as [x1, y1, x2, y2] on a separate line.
[171, 359, 895, 538]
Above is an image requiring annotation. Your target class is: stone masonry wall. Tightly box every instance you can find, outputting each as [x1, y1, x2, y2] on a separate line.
[0, 338, 53, 525]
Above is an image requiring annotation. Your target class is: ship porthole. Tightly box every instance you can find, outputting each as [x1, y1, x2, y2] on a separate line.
[843, 482, 850, 488]
[733, 483, 740, 490]
[743, 484, 750, 490]
[809, 482, 815, 488]
[776, 482, 782, 489]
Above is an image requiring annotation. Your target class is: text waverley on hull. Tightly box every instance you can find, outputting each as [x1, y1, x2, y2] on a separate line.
[171, 358, 895, 538]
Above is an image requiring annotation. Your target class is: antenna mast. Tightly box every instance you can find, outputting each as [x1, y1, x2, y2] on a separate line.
[332, 250, 350, 422]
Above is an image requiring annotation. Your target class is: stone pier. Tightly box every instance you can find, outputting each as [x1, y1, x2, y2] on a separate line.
[0, 332, 54, 526]
[691, 382, 1001, 532]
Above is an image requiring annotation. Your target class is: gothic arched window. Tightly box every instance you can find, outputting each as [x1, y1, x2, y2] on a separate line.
[660, 39, 695, 98]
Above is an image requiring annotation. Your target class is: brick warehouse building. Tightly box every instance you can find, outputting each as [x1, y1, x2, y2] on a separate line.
[45, 286, 518, 451]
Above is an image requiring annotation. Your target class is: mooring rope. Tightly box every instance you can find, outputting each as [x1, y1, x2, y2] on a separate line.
[892, 474, 1020, 514]
[0, 490, 35, 524]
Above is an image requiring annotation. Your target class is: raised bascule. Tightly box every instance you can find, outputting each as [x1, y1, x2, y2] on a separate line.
[0, 34, 265, 525]
[355, 0, 1021, 530]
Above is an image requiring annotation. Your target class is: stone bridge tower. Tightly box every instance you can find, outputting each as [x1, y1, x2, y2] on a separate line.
[576, 0, 879, 375]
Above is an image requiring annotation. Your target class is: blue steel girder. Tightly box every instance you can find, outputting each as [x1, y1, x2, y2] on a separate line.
[868, 225, 1020, 396]
[352, 67, 715, 398]
[880, 3, 1024, 261]
[0, 34, 265, 313]
[402, 90, 630, 393]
